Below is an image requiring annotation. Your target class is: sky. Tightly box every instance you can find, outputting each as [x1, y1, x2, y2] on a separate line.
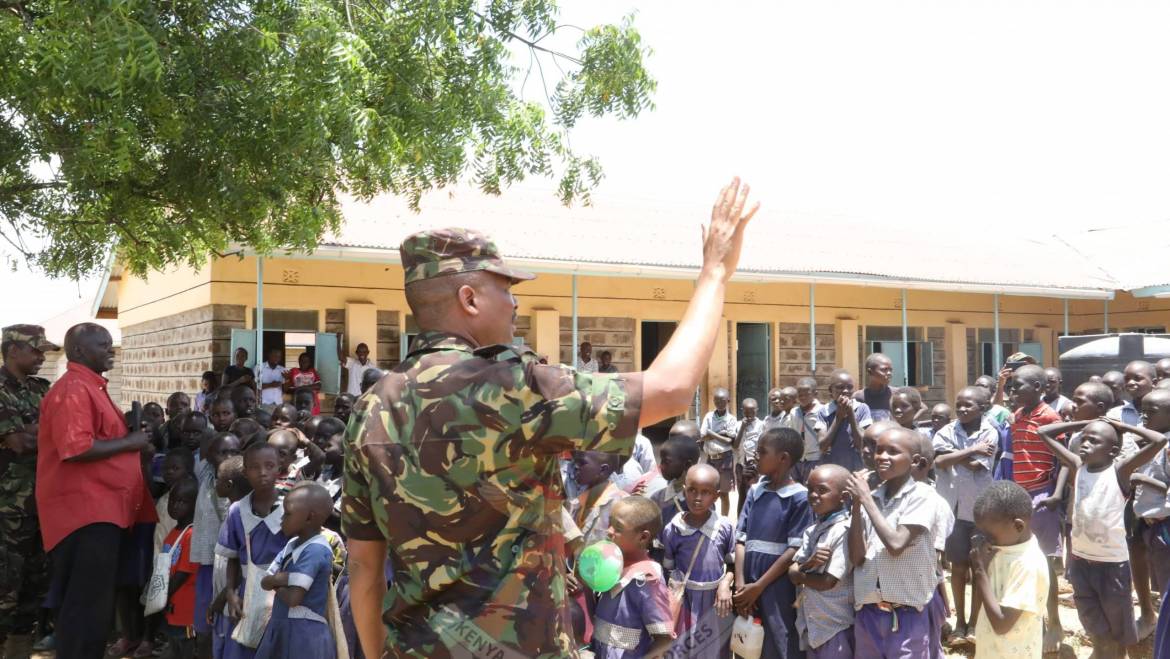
[6, 0, 1170, 328]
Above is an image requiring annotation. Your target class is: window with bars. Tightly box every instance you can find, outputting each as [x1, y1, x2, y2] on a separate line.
[864, 327, 933, 387]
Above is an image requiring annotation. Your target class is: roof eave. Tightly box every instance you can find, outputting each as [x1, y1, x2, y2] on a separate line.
[248, 243, 1115, 300]
[89, 250, 118, 317]
[1131, 285, 1170, 299]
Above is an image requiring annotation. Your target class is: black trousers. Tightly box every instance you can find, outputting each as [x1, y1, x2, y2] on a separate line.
[50, 523, 122, 659]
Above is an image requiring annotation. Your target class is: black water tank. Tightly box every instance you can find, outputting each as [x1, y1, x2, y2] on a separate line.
[1057, 333, 1170, 395]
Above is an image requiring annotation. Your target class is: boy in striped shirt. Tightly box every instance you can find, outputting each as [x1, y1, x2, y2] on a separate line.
[1006, 364, 1063, 652]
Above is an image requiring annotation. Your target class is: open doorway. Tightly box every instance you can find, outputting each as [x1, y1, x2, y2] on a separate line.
[736, 323, 772, 413]
[641, 321, 679, 443]
[641, 321, 677, 369]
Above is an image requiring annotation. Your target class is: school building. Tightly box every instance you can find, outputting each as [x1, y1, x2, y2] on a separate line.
[83, 186, 1170, 426]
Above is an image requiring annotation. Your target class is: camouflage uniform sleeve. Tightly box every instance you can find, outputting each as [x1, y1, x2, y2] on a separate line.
[341, 393, 391, 542]
[530, 364, 644, 456]
[0, 405, 23, 438]
[0, 388, 27, 438]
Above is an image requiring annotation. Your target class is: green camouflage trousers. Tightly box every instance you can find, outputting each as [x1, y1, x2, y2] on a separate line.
[0, 514, 47, 637]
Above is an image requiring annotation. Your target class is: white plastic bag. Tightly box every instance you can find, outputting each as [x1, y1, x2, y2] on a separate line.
[141, 525, 192, 616]
[229, 531, 274, 648]
[729, 615, 764, 659]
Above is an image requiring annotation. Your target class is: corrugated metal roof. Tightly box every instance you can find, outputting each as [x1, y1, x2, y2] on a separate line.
[324, 187, 1120, 294]
[1056, 220, 1170, 291]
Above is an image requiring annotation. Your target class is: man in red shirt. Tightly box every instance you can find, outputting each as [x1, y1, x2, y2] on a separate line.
[35, 323, 155, 659]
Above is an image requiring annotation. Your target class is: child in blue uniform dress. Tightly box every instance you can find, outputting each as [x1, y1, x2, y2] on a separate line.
[591, 496, 676, 658]
[215, 444, 288, 659]
[660, 464, 735, 657]
[254, 482, 338, 659]
[733, 427, 814, 659]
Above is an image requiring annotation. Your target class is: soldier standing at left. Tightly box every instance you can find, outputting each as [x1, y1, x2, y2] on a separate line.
[0, 325, 57, 658]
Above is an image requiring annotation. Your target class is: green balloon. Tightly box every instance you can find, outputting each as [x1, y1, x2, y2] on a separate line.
[578, 540, 624, 592]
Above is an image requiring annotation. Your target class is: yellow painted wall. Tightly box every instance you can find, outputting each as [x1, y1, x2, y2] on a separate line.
[110, 254, 1168, 414]
[1069, 292, 1170, 334]
[200, 256, 1094, 338]
[345, 302, 378, 363]
[116, 261, 213, 327]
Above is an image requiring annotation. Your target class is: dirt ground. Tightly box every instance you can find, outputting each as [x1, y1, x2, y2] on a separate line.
[942, 574, 1156, 658]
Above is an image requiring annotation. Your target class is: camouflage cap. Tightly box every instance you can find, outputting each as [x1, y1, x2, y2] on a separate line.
[1, 324, 59, 352]
[400, 227, 535, 286]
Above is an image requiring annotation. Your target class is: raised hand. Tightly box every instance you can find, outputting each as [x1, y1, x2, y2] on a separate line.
[701, 178, 760, 282]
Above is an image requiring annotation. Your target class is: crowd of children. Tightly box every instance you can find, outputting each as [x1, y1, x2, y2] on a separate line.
[96, 373, 362, 659]
[88, 350, 1170, 659]
[569, 354, 1170, 659]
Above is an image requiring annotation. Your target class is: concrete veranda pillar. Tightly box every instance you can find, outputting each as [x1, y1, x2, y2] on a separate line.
[945, 322, 968, 404]
[834, 318, 860, 379]
[531, 309, 560, 363]
[705, 317, 730, 413]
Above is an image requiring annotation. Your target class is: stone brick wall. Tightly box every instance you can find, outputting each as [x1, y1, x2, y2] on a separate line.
[107, 350, 123, 404]
[925, 326, 946, 407]
[376, 311, 400, 370]
[326, 308, 345, 343]
[560, 317, 635, 371]
[37, 349, 122, 403]
[120, 304, 245, 406]
[38, 350, 66, 385]
[515, 315, 533, 351]
[776, 322, 838, 389]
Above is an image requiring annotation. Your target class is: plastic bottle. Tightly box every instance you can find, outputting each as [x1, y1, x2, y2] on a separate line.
[729, 615, 765, 659]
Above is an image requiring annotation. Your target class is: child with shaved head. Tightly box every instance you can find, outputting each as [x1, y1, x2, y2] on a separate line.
[788, 464, 854, 658]
[660, 464, 735, 654]
[1110, 360, 1157, 428]
[933, 385, 998, 644]
[970, 481, 1050, 657]
[1039, 415, 1167, 657]
[847, 426, 942, 657]
[733, 428, 812, 658]
[818, 369, 873, 472]
[592, 496, 675, 658]
[701, 387, 738, 517]
[788, 376, 826, 484]
[856, 353, 895, 422]
[254, 482, 339, 658]
[651, 423, 702, 525]
[1127, 387, 1170, 639]
[1006, 364, 1065, 651]
[734, 398, 765, 517]
[571, 450, 627, 550]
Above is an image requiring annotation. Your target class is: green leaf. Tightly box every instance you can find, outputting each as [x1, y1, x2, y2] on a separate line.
[0, 0, 654, 278]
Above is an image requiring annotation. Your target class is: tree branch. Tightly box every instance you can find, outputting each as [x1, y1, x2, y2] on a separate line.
[0, 180, 66, 196]
[470, 10, 582, 66]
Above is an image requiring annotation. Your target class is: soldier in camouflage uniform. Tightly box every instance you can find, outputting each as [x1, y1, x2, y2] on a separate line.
[0, 325, 57, 658]
[342, 179, 758, 658]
